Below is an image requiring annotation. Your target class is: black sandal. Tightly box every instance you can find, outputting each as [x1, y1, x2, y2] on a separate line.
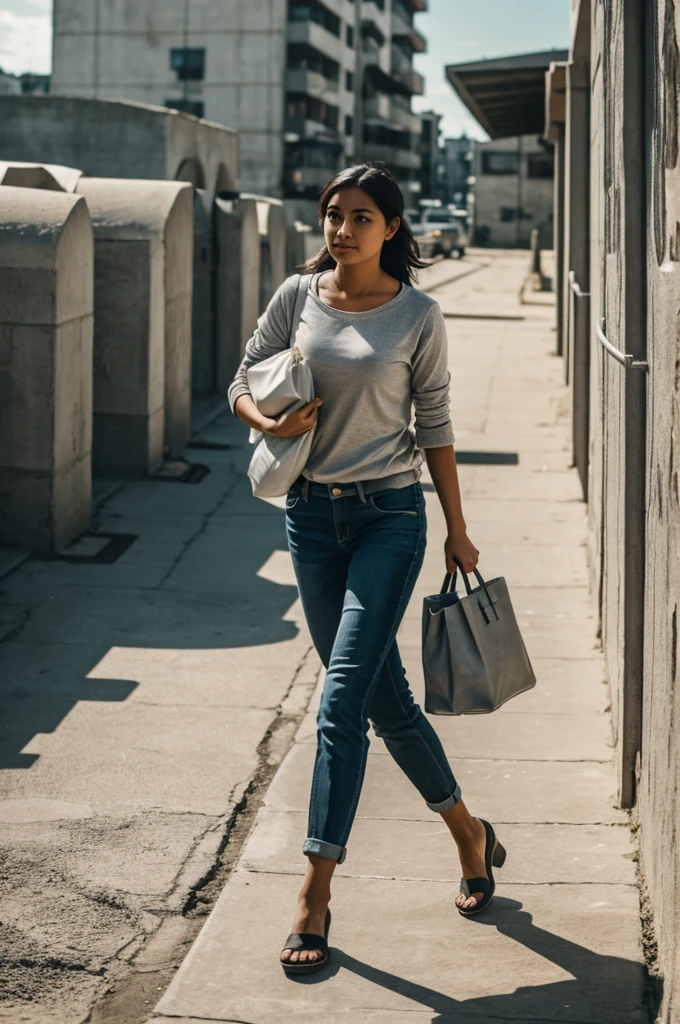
[457, 818, 506, 917]
[280, 908, 332, 975]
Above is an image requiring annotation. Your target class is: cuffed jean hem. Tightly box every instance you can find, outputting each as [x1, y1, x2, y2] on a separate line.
[425, 784, 462, 813]
[303, 838, 347, 864]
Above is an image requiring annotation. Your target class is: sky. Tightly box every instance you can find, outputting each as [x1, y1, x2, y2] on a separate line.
[0, 0, 569, 139]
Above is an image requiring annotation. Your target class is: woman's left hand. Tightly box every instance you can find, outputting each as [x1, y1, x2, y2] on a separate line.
[445, 531, 480, 575]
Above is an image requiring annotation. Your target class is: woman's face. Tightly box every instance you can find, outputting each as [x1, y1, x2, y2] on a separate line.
[323, 186, 400, 267]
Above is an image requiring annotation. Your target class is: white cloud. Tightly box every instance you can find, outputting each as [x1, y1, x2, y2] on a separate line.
[0, 10, 52, 75]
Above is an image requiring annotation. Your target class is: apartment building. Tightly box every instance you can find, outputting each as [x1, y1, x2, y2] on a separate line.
[359, 0, 426, 194]
[51, 0, 425, 199]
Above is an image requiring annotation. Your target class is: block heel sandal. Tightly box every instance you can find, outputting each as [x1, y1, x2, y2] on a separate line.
[458, 818, 506, 917]
[280, 908, 332, 975]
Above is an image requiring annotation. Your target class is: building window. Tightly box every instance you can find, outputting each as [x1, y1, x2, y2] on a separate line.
[170, 48, 205, 82]
[481, 151, 520, 175]
[288, 1, 341, 38]
[345, 70, 354, 92]
[346, 25, 354, 47]
[528, 150, 555, 179]
[345, 114, 354, 136]
[165, 98, 204, 118]
[499, 206, 533, 222]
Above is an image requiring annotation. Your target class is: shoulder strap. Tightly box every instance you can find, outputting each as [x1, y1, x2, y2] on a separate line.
[288, 273, 308, 348]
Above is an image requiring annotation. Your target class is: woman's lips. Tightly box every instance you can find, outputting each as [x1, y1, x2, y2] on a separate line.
[334, 243, 355, 250]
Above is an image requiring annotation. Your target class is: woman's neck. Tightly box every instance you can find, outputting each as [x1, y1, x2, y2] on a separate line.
[328, 257, 386, 297]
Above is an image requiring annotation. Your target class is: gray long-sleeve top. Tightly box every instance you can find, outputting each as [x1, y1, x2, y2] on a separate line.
[227, 272, 454, 486]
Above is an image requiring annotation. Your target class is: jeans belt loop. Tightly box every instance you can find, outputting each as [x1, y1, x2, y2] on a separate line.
[355, 480, 367, 503]
[301, 478, 310, 502]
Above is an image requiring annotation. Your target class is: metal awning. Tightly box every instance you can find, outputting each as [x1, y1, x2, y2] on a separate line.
[445, 49, 569, 139]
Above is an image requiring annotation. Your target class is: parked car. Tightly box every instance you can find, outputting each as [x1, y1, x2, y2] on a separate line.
[413, 207, 470, 259]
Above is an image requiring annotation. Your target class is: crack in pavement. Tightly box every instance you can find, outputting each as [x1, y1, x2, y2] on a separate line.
[156, 469, 242, 589]
[80, 643, 320, 1024]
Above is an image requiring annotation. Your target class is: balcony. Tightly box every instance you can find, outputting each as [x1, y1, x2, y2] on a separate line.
[362, 141, 421, 170]
[390, 65, 425, 95]
[284, 135, 344, 197]
[361, 0, 387, 45]
[286, 67, 340, 106]
[389, 99, 421, 133]
[287, 19, 343, 63]
[364, 93, 391, 121]
[391, 4, 427, 52]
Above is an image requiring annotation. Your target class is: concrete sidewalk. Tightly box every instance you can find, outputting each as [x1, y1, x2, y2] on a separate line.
[149, 254, 651, 1024]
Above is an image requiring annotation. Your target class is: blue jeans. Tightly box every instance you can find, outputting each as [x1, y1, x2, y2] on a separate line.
[285, 475, 461, 864]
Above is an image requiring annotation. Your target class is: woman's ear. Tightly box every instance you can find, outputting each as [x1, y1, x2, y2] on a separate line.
[385, 215, 401, 242]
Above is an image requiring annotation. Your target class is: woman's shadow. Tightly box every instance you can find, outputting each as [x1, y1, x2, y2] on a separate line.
[292, 898, 660, 1023]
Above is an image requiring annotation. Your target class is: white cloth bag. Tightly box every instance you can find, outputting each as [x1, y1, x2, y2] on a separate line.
[245, 275, 315, 498]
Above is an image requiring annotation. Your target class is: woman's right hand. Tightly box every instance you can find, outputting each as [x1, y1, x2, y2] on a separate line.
[265, 398, 323, 438]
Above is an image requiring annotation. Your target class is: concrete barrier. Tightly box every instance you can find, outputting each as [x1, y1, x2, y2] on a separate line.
[0, 96, 238, 204]
[0, 161, 82, 192]
[0, 186, 93, 552]
[287, 220, 311, 276]
[241, 194, 287, 313]
[214, 196, 261, 394]
[75, 177, 193, 474]
[191, 189, 215, 396]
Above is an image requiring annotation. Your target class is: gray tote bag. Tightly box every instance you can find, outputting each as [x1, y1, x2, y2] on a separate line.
[422, 568, 536, 715]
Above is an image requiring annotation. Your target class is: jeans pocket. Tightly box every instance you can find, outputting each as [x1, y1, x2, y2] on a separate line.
[285, 492, 302, 511]
[369, 486, 419, 516]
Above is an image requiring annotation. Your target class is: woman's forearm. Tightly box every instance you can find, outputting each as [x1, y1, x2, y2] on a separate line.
[424, 444, 467, 535]
[234, 394, 276, 434]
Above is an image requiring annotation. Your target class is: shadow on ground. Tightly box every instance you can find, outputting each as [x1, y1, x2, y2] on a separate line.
[288, 899, 658, 1024]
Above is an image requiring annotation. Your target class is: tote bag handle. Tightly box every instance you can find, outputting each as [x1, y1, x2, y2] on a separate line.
[441, 567, 498, 621]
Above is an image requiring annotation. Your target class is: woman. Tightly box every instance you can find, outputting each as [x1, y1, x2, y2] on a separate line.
[228, 163, 506, 975]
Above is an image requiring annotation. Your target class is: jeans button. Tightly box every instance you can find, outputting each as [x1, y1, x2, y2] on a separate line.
[331, 487, 342, 496]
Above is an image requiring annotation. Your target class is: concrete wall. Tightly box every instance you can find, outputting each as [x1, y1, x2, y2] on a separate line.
[639, 2, 680, 1017]
[0, 96, 237, 202]
[554, 0, 680, 1017]
[474, 135, 555, 248]
[0, 186, 93, 552]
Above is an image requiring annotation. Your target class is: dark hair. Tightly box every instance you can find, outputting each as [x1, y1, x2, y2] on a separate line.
[302, 162, 427, 285]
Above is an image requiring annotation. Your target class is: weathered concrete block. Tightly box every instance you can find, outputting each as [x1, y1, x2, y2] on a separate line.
[286, 220, 311, 276]
[161, 185, 195, 455]
[75, 178, 194, 473]
[191, 189, 214, 396]
[214, 196, 261, 394]
[0, 186, 93, 552]
[241, 194, 287, 313]
[0, 161, 82, 192]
